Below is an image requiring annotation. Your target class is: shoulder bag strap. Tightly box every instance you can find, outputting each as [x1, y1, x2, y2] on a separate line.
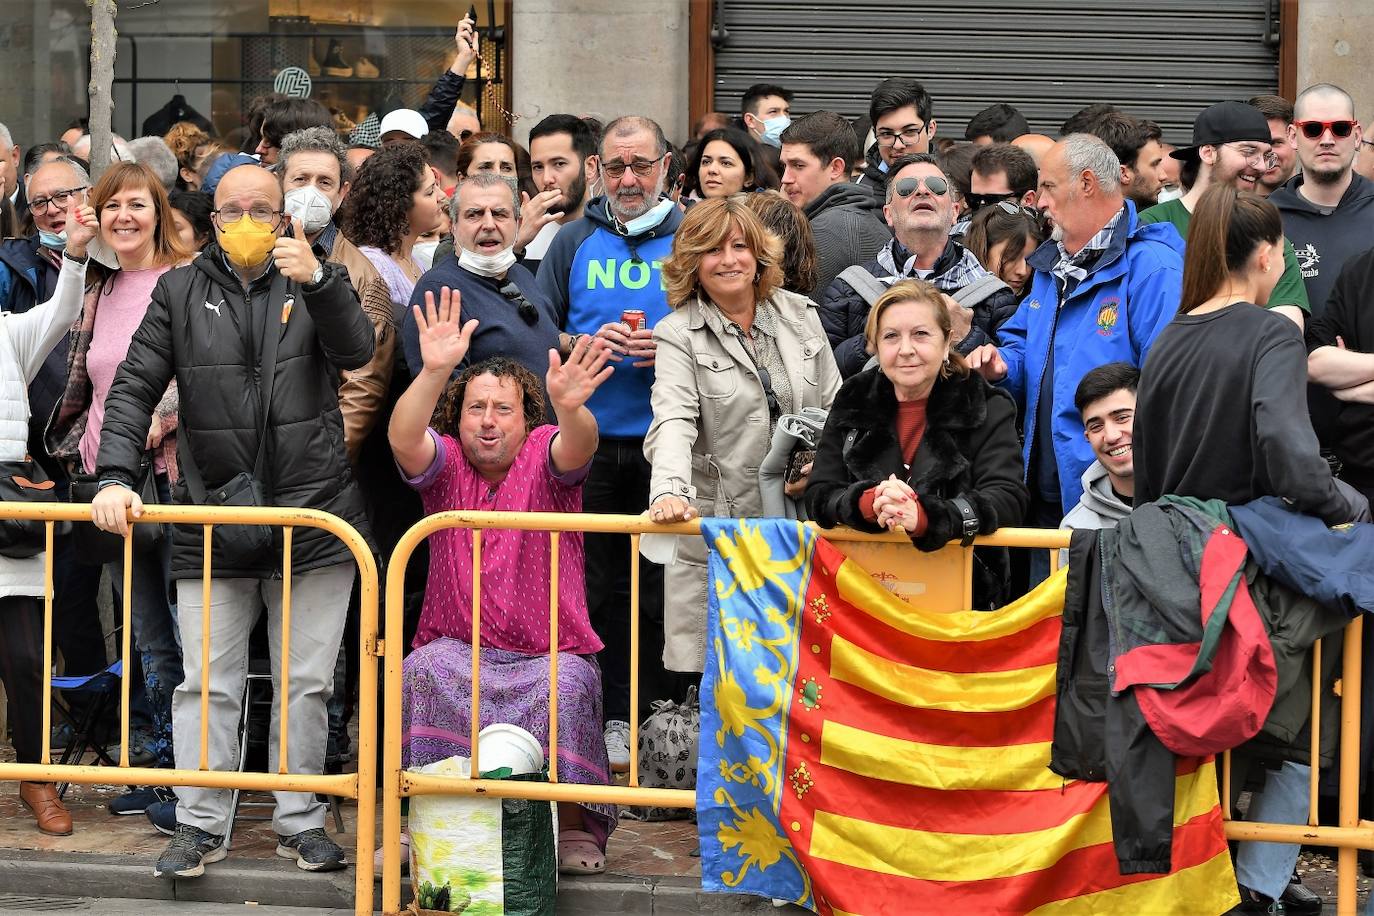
[837, 265, 889, 307]
[952, 274, 1010, 309]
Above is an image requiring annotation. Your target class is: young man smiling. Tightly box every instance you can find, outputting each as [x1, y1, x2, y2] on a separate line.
[1061, 362, 1137, 532]
[1139, 101, 1309, 328]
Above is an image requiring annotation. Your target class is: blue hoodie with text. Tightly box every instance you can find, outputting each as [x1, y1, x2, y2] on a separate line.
[536, 195, 683, 438]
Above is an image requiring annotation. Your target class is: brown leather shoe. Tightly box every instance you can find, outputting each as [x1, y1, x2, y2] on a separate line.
[19, 781, 72, 836]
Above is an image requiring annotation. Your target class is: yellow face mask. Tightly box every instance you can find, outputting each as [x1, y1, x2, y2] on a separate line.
[217, 215, 278, 267]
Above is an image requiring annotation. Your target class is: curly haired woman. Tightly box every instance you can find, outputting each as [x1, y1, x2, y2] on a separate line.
[339, 143, 446, 313]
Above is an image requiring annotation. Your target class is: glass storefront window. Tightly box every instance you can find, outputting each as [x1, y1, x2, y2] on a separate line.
[1, 0, 508, 154]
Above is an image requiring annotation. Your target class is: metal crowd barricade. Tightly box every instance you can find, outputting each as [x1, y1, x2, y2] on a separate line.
[379, 516, 1054, 913]
[0, 501, 380, 916]
[379, 515, 1374, 916]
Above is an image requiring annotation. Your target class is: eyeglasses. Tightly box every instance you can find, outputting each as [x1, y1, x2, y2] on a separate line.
[28, 186, 88, 214]
[1295, 119, 1357, 140]
[1221, 143, 1280, 170]
[875, 124, 929, 148]
[213, 204, 283, 226]
[891, 175, 950, 198]
[757, 365, 782, 423]
[964, 191, 1019, 212]
[499, 282, 540, 326]
[600, 154, 668, 180]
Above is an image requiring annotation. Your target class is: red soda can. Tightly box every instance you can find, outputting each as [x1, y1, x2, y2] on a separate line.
[621, 309, 646, 332]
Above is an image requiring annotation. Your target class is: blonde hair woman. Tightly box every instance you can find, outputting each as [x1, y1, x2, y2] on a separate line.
[804, 279, 1028, 609]
[644, 196, 840, 673]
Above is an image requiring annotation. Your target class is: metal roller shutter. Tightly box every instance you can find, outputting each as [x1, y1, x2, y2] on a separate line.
[711, 0, 1281, 145]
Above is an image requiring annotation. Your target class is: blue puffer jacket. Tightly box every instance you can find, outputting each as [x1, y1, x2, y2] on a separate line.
[997, 202, 1185, 514]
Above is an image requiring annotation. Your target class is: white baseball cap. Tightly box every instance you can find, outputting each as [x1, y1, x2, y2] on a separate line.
[377, 109, 428, 141]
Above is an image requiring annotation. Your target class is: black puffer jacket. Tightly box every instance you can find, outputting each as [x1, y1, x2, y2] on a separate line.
[804, 366, 1027, 608]
[96, 245, 375, 578]
[818, 238, 1020, 376]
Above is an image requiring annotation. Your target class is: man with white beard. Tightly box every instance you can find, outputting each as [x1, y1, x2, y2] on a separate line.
[536, 116, 690, 776]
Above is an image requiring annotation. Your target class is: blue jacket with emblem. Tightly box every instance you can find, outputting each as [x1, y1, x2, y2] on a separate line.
[536, 195, 683, 438]
[998, 202, 1184, 514]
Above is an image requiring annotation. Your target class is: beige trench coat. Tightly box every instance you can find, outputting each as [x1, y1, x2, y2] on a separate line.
[644, 288, 841, 672]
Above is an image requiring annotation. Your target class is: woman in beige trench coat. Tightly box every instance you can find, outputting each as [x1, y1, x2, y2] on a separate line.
[644, 196, 841, 673]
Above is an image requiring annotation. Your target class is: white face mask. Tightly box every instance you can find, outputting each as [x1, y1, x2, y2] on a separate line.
[457, 243, 517, 278]
[283, 185, 336, 234]
[1156, 186, 1184, 203]
[620, 197, 676, 236]
[412, 240, 440, 271]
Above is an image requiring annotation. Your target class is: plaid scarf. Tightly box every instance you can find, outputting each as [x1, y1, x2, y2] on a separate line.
[1051, 207, 1123, 288]
[873, 239, 989, 293]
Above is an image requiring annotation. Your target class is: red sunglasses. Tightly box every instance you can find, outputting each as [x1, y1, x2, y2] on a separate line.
[1295, 119, 1357, 140]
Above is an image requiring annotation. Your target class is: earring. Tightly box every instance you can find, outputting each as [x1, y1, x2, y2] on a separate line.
[1264, 263, 1272, 273]
[753, 273, 761, 284]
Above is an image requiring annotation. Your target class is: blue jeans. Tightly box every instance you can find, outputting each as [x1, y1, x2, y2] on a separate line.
[106, 474, 181, 769]
[1235, 760, 1308, 899]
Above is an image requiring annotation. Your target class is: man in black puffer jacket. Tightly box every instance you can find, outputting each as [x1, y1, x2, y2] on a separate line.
[820, 155, 1019, 376]
[91, 165, 374, 880]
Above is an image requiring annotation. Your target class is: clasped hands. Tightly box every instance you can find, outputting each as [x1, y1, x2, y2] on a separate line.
[873, 474, 921, 534]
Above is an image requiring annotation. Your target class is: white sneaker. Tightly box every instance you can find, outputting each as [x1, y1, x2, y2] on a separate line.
[603, 720, 631, 774]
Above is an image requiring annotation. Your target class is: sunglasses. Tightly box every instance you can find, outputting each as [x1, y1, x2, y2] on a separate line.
[499, 282, 540, 326]
[1295, 119, 1356, 140]
[964, 191, 1019, 212]
[891, 175, 949, 198]
[995, 200, 1042, 219]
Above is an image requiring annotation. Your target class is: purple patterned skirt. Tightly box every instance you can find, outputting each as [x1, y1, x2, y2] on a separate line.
[402, 637, 617, 847]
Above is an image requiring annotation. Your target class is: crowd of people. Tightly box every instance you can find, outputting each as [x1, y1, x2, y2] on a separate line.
[0, 15, 1371, 910]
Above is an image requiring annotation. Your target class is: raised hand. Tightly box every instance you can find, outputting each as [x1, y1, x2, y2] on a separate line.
[272, 216, 322, 284]
[64, 194, 98, 258]
[546, 333, 613, 414]
[415, 285, 478, 375]
[452, 14, 478, 75]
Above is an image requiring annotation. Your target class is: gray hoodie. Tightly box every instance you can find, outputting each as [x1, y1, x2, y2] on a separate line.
[1060, 460, 1132, 531]
[802, 181, 892, 302]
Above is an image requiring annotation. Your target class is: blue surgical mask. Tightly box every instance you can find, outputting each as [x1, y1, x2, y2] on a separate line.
[38, 229, 66, 251]
[760, 116, 791, 148]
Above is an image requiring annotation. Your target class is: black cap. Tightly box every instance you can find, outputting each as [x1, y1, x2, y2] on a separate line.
[1170, 101, 1271, 161]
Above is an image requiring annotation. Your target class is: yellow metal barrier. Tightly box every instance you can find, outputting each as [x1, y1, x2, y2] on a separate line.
[0, 502, 380, 916]
[380, 515, 1067, 914]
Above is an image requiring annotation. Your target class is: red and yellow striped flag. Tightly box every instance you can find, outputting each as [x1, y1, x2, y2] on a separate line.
[697, 519, 1238, 915]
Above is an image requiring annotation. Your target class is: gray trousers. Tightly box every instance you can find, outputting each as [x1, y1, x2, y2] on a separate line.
[172, 563, 353, 837]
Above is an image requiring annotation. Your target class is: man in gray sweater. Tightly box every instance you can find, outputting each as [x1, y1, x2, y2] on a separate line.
[779, 111, 891, 300]
[1060, 362, 1136, 534]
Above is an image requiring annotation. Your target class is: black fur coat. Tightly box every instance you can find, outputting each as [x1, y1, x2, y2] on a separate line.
[804, 365, 1029, 608]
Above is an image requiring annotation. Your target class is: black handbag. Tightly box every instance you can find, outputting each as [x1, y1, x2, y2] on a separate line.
[0, 457, 70, 558]
[69, 451, 164, 566]
[177, 275, 284, 568]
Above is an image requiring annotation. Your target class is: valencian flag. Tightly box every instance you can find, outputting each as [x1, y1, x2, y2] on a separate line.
[696, 518, 1238, 915]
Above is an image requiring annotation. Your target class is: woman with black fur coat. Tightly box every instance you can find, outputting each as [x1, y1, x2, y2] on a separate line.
[805, 279, 1028, 608]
